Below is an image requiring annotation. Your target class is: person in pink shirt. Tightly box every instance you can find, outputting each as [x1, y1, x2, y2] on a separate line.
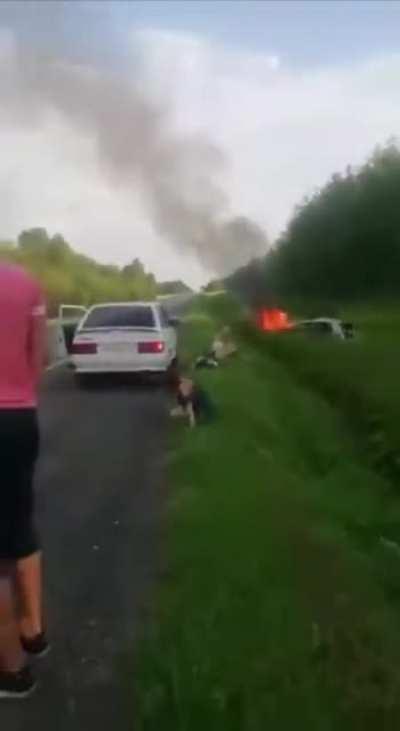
[0, 263, 48, 699]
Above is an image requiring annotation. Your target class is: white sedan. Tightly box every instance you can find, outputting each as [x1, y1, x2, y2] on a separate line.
[61, 302, 178, 381]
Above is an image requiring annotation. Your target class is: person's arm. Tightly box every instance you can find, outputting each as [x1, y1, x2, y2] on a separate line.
[29, 291, 48, 384]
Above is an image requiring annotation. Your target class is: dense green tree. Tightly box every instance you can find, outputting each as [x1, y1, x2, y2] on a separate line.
[227, 142, 400, 305]
[201, 279, 224, 293]
[0, 228, 158, 315]
[157, 280, 192, 295]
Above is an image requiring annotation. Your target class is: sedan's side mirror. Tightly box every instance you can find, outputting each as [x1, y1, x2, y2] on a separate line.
[169, 317, 180, 328]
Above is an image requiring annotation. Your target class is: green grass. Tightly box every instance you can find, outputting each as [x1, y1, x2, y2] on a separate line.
[240, 304, 400, 483]
[136, 295, 400, 730]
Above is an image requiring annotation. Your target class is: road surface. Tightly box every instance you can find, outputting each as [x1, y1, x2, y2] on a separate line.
[0, 367, 171, 730]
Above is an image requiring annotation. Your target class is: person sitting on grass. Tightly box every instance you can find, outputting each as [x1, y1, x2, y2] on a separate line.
[212, 326, 237, 360]
[170, 375, 216, 428]
[195, 326, 237, 370]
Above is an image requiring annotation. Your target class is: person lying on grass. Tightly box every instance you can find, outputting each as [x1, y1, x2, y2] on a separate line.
[170, 375, 216, 428]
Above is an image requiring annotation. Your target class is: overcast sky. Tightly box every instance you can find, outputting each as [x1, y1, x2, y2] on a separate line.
[0, 1, 399, 286]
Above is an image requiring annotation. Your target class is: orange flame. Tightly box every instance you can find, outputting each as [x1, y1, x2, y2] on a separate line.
[257, 308, 293, 332]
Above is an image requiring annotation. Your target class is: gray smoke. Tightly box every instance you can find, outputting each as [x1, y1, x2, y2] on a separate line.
[0, 3, 268, 274]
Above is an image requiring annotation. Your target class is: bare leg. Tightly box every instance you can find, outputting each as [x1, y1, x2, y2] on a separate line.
[0, 568, 25, 673]
[15, 552, 43, 639]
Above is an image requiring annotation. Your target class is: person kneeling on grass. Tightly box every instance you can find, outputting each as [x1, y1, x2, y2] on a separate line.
[170, 376, 216, 428]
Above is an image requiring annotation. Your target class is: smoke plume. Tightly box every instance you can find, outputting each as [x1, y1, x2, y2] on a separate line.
[0, 3, 268, 274]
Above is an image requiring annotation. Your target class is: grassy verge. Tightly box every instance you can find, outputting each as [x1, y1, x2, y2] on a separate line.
[240, 305, 400, 483]
[137, 295, 400, 730]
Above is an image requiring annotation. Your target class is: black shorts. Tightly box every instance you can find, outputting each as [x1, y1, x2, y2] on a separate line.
[0, 409, 40, 561]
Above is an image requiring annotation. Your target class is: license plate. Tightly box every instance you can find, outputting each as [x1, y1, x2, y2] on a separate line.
[100, 343, 132, 353]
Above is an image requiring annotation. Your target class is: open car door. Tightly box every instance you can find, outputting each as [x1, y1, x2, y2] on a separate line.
[58, 305, 88, 356]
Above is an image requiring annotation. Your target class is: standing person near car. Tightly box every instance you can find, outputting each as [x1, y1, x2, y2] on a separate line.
[0, 263, 48, 699]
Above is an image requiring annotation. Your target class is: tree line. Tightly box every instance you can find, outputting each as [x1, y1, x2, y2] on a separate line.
[0, 228, 158, 316]
[227, 142, 400, 307]
[157, 280, 192, 295]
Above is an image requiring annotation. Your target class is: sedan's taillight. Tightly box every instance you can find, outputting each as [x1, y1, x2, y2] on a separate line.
[71, 341, 97, 355]
[138, 341, 165, 354]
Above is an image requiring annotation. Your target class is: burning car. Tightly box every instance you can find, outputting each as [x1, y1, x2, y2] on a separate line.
[293, 318, 354, 339]
[256, 309, 354, 340]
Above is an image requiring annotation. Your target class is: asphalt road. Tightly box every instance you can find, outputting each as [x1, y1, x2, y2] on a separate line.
[0, 367, 171, 730]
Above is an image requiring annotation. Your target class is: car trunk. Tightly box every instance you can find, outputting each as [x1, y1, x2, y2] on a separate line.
[75, 328, 166, 369]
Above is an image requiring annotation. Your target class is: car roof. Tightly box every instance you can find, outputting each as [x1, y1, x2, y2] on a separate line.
[88, 301, 158, 309]
[297, 318, 341, 325]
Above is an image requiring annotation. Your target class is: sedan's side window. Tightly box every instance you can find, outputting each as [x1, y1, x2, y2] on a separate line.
[159, 307, 170, 328]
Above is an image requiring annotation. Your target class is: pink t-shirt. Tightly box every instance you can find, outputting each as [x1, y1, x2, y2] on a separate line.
[0, 264, 46, 409]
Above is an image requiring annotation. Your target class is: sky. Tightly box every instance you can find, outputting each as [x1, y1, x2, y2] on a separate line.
[0, 1, 399, 286]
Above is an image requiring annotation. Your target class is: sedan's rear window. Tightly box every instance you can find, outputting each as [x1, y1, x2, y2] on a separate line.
[83, 306, 155, 329]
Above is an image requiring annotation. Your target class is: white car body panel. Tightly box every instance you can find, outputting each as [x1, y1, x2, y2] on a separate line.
[295, 317, 347, 339]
